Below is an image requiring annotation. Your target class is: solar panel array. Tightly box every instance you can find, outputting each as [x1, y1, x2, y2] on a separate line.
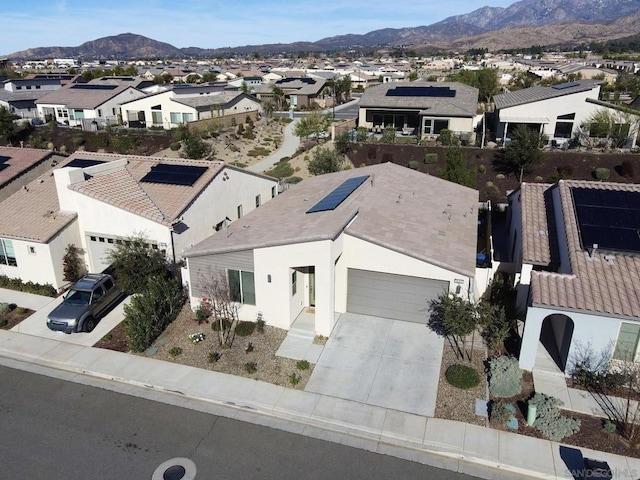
[306, 175, 369, 214]
[66, 158, 107, 168]
[552, 82, 580, 90]
[386, 86, 456, 98]
[140, 163, 208, 186]
[70, 84, 118, 90]
[0, 155, 11, 163]
[572, 187, 640, 254]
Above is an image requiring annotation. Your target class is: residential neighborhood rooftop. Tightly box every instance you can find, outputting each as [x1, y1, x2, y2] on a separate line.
[185, 163, 479, 277]
[0, 147, 54, 189]
[493, 80, 602, 110]
[525, 180, 640, 319]
[35, 83, 140, 109]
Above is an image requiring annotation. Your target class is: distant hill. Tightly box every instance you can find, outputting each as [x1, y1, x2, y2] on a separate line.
[6, 0, 640, 59]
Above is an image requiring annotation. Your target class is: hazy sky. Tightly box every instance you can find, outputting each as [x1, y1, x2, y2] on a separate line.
[3, 0, 516, 55]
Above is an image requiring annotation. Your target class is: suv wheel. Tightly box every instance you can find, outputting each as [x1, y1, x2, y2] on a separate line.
[83, 317, 96, 333]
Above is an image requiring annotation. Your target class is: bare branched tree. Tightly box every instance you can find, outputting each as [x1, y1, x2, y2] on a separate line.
[199, 269, 239, 348]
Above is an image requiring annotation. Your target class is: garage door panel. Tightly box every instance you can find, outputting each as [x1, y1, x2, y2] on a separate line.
[347, 269, 449, 324]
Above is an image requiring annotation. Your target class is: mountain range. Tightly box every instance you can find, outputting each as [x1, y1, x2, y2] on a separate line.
[7, 0, 640, 59]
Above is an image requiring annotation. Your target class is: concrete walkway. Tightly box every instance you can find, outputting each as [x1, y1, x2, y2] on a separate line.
[1, 329, 638, 479]
[248, 118, 300, 174]
[0, 288, 58, 311]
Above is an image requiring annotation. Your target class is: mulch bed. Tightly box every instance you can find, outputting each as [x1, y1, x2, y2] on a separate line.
[0, 307, 35, 330]
[347, 143, 639, 203]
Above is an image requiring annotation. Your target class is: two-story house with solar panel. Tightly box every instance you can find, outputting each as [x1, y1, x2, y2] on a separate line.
[0, 151, 277, 291]
[357, 80, 480, 142]
[508, 180, 640, 375]
[182, 162, 478, 337]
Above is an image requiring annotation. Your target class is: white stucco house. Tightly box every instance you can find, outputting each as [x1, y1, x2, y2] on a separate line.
[119, 84, 262, 129]
[0, 151, 277, 290]
[492, 80, 639, 147]
[35, 83, 146, 129]
[358, 80, 480, 142]
[183, 162, 478, 337]
[508, 180, 640, 374]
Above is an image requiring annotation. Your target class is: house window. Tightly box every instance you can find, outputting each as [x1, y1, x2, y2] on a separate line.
[112, 108, 116, 116]
[151, 111, 163, 126]
[554, 113, 575, 138]
[237, 204, 243, 219]
[228, 269, 255, 305]
[16, 86, 22, 90]
[97, 109, 102, 118]
[291, 270, 297, 296]
[183, 112, 194, 122]
[271, 186, 276, 198]
[0, 239, 17, 266]
[423, 118, 449, 135]
[35, 85, 41, 89]
[614, 322, 640, 363]
[215, 220, 224, 231]
[170, 112, 182, 124]
[28, 246, 36, 255]
[255, 194, 261, 208]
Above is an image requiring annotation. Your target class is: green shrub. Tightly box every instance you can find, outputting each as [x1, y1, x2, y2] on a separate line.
[296, 360, 310, 371]
[123, 275, 184, 353]
[593, 167, 610, 180]
[285, 176, 303, 184]
[265, 161, 294, 179]
[244, 361, 258, 374]
[72, 135, 86, 146]
[603, 421, 617, 433]
[488, 355, 523, 398]
[408, 160, 420, 170]
[478, 164, 486, 174]
[208, 351, 221, 363]
[0, 275, 56, 297]
[424, 153, 438, 164]
[489, 400, 512, 426]
[289, 372, 302, 386]
[169, 141, 181, 151]
[235, 321, 256, 337]
[168, 346, 183, 357]
[0, 302, 11, 317]
[247, 146, 271, 157]
[211, 318, 232, 331]
[15, 307, 26, 315]
[529, 393, 581, 441]
[445, 364, 480, 389]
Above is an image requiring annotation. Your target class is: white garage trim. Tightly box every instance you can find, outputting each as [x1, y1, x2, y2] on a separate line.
[346, 268, 449, 323]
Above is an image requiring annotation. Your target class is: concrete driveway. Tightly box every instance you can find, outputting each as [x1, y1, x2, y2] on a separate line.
[305, 313, 443, 416]
[10, 296, 129, 347]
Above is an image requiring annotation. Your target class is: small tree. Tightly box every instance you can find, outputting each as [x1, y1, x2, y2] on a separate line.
[293, 112, 330, 140]
[181, 131, 214, 160]
[123, 274, 184, 352]
[496, 125, 546, 183]
[334, 131, 350, 155]
[200, 270, 239, 347]
[106, 234, 169, 295]
[438, 146, 476, 189]
[308, 146, 343, 175]
[429, 292, 478, 360]
[0, 106, 18, 145]
[62, 244, 85, 283]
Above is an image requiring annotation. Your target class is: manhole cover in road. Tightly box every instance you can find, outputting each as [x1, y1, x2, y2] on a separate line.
[152, 458, 196, 480]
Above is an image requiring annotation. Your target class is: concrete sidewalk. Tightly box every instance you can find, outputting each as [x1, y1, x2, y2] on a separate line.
[248, 118, 300, 174]
[1, 329, 637, 479]
[0, 288, 58, 311]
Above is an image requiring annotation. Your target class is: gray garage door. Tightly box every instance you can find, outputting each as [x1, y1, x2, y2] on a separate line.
[347, 269, 449, 324]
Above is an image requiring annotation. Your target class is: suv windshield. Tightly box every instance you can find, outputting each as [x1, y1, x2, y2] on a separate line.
[64, 289, 91, 305]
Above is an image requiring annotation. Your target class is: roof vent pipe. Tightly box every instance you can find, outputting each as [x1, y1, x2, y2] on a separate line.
[589, 243, 598, 258]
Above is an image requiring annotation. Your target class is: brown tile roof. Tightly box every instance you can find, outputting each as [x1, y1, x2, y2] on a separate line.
[64, 152, 227, 226]
[519, 182, 553, 265]
[0, 147, 53, 188]
[0, 151, 267, 243]
[35, 84, 135, 109]
[529, 180, 640, 319]
[185, 163, 478, 278]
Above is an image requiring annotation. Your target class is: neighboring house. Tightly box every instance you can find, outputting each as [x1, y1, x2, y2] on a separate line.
[35, 83, 146, 129]
[183, 162, 478, 337]
[0, 147, 61, 202]
[0, 151, 277, 290]
[358, 80, 480, 142]
[227, 76, 263, 92]
[254, 77, 326, 109]
[508, 180, 640, 374]
[492, 80, 639, 147]
[557, 64, 618, 84]
[0, 77, 68, 119]
[119, 84, 262, 129]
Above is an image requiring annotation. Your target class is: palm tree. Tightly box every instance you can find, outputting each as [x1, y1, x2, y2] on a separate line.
[271, 85, 286, 111]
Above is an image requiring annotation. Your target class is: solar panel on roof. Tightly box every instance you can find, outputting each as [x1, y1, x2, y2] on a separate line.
[70, 84, 118, 90]
[0, 155, 11, 163]
[552, 82, 580, 90]
[140, 163, 208, 186]
[306, 175, 369, 214]
[386, 86, 456, 98]
[572, 187, 640, 255]
[66, 158, 107, 168]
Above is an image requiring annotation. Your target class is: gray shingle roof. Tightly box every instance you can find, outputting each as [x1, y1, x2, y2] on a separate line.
[35, 84, 138, 109]
[358, 81, 479, 117]
[525, 180, 640, 319]
[494, 80, 601, 110]
[185, 163, 478, 278]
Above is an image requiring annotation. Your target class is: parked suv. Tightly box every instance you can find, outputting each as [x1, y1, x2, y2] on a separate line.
[46, 273, 121, 334]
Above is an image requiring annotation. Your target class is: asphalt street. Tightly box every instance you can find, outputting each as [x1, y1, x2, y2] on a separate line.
[0, 365, 480, 480]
